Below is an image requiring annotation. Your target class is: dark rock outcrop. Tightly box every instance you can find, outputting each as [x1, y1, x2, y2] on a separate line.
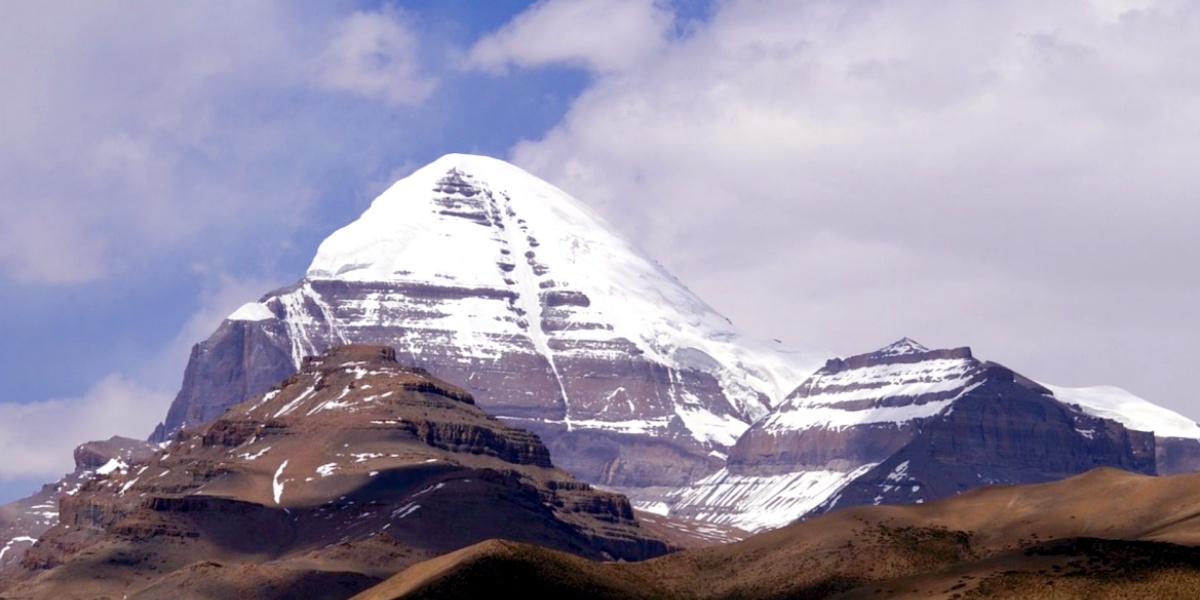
[814, 367, 1158, 514]
[667, 339, 1171, 532]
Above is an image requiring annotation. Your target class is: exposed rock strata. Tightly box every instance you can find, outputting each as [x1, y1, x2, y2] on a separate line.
[1, 345, 668, 599]
[668, 339, 1165, 532]
[0, 436, 154, 572]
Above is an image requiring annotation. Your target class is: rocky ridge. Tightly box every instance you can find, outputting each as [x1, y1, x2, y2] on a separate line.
[0, 345, 667, 599]
[0, 437, 154, 572]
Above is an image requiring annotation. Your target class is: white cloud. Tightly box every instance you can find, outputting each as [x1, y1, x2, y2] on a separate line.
[0, 375, 168, 481]
[0, 2, 318, 284]
[0, 2, 440, 286]
[502, 0, 1200, 414]
[467, 0, 674, 73]
[0, 271, 282, 484]
[311, 7, 437, 106]
[0, 204, 111, 284]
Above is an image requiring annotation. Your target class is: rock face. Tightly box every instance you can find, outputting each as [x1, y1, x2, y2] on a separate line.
[151, 154, 822, 492]
[667, 339, 1170, 531]
[0, 436, 154, 572]
[1, 345, 668, 599]
[812, 365, 1156, 515]
[1044, 383, 1200, 476]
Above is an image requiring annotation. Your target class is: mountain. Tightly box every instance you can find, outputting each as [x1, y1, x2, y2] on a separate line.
[351, 467, 1200, 599]
[666, 339, 1200, 531]
[1046, 382, 1200, 474]
[151, 154, 824, 494]
[146, 153, 1200, 528]
[0, 345, 668, 599]
[0, 437, 154, 572]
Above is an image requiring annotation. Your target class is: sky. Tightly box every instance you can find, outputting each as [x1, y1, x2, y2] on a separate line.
[1, 0, 1197, 502]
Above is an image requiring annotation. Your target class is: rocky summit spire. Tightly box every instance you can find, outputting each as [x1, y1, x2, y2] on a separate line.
[153, 153, 825, 495]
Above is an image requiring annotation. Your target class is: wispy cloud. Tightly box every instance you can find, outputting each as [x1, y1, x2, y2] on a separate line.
[466, 0, 674, 73]
[311, 6, 438, 106]
[0, 375, 167, 481]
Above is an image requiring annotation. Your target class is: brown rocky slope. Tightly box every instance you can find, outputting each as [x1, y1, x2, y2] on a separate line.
[0, 345, 668, 599]
[0, 436, 155, 572]
[355, 467, 1200, 599]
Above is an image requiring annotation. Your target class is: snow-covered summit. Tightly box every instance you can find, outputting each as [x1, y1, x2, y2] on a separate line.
[873, 337, 930, 357]
[308, 153, 623, 286]
[303, 153, 822, 419]
[184, 153, 827, 490]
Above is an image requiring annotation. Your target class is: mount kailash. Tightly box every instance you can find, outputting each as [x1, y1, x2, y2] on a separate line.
[149, 153, 1200, 527]
[151, 153, 827, 494]
[4, 153, 1200, 577]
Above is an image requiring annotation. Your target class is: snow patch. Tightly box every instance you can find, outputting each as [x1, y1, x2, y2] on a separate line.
[239, 446, 271, 461]
[273, 460, 289, 505]
[885, 461, 910, 483]
[228, 302, 275, 322]
[668, 463, 878, 532]
[96, 458, 128, 475]
[634, 501, 670, 516]
[675, 404, 749, 448]
[273, 386, 317, 417]
[0, 536, 39, 564]
[119, 477, 139, 496]
[392, 503, 420, 519]
[248, 389, 281, 413]
[1047, 384, 1200, 440]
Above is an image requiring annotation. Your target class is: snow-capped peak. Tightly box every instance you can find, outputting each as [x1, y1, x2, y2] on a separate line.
[300, 153, 824, 437]
[874, 337, 930, 357]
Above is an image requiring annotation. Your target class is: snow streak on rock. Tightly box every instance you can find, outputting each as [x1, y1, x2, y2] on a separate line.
[666, 463, 878, 532]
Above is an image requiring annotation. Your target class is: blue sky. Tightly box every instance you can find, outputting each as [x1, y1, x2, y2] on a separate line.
[2, 0, 1199, 502]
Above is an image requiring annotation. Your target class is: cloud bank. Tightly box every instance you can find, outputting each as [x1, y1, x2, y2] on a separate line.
[0, 2, 436, 286]
[479, 0, 1200, 412]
